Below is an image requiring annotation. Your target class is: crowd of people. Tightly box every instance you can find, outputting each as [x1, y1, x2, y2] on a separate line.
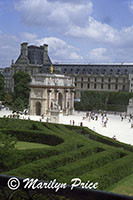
[69, 110, 133, 142]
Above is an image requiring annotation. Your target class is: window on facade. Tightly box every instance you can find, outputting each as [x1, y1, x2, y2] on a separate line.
[94, 83, 97, 89]
[115, 84, 118, 90]
[122, 85, 125, 91]
[81, 83, 83, 88]
[89, 69, 92, 74]
[101, 78, 104, 82]
[88, 78, 90, 82]
[94, 78, 97, 82]
[116, 78, 118, 83]
[108, 84, 110, 90]
[81, 77, 83, 82]
[108, 78, 111, 82]
[101, 84, 103, 89]
[88, 83, 90, 88]
[123, 78, 125, 83]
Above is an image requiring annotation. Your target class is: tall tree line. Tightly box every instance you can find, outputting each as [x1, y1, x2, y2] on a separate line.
[0, 72, 31, 112]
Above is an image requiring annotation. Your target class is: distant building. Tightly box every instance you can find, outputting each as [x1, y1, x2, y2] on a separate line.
[1, 42, 133, 98]
[52, 63, 130, 98]
[3, 42, 52, 92]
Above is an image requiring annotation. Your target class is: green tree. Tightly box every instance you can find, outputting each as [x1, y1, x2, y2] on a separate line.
[75, 91, 133, 112]
[0, 74, 5, 100]
[12, 97, 25, 112]
[13, 71, 31, 107]
[4, 93, 13, 106]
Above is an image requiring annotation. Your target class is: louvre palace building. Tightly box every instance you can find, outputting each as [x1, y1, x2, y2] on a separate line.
[1, 42, 133, 99]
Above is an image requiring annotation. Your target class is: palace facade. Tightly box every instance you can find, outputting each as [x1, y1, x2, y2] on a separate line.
[1, 42, 133, 99]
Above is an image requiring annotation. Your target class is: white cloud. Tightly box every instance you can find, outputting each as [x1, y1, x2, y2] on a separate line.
[21, 32, 37, 42]
[65, 16, 133, 49]
[87, 47, 133, 63]
[66, 17, 119, 44]
[88, 48, 112, 62]
[35, 37, 83, 62]
[14, 0, 93, 30]
[14, 0, 133, 49]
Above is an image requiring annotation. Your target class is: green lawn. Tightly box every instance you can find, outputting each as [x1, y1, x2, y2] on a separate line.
[15, 141, 51, 150]
[109, 173, 133, 196]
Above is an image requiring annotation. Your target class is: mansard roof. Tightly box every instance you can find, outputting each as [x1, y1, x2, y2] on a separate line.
[28, 45, 44, 65]
[52, 63, 133, 75]
[15, 43, 52, 66]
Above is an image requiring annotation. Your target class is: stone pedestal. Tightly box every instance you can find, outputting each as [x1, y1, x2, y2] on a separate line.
[50, 110, 62, 123]
[69, 108, 74, 115]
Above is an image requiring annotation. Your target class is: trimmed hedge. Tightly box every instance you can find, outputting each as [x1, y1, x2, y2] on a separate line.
[1, 129, 64, 146]
[65, 125, 133, 152]
[0, 118, 132, 193]
[78, 153, 133, 190]
[57, 149, 126, 177]
[3, 145, 103, 176]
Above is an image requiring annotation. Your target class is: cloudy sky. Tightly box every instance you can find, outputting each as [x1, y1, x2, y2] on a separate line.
[1, 0, 133, 67]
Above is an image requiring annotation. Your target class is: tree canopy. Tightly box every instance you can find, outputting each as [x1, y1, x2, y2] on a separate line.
[13, 71, 31, 108]
[75, 91, 133, 112]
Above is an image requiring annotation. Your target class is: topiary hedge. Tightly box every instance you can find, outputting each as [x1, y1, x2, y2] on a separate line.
[1, 129, 64, 146]
[78, 153, 133, 190]
[65, 125, 133, 152]
[57, 149, 127, 177]
[0, 118, 132, 194]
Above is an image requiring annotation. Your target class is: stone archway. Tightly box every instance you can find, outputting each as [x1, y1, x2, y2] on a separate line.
[58, 93, 63, 110]
[36, 102, 41, 116]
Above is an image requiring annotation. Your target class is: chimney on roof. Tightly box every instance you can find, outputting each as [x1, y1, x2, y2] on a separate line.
[44, 44, 48, 52]
[43, 44, 49, 65]
[21, 42, 28, 57]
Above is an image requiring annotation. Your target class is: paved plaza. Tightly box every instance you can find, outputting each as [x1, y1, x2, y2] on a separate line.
[0, 108, 133, 145]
